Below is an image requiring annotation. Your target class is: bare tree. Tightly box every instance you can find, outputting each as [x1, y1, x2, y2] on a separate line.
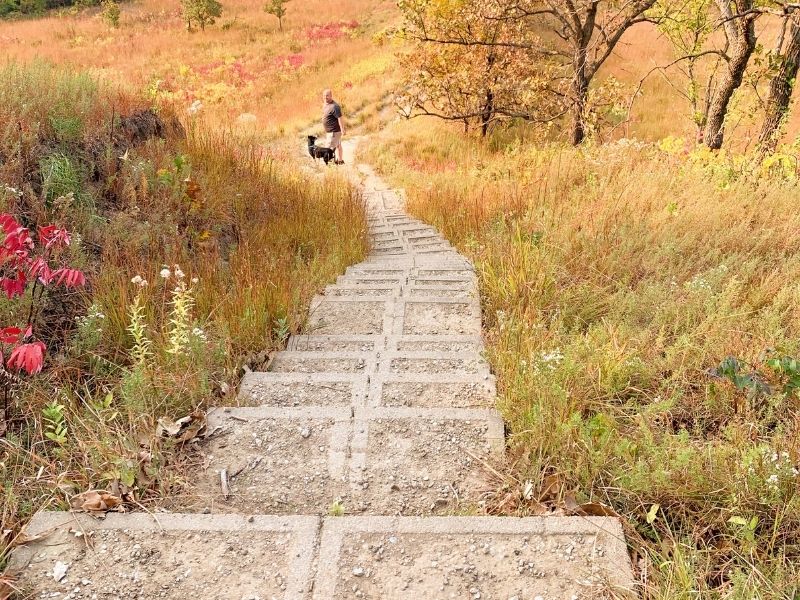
[398, 0, 657, 143]
[533, 1, 658, 144]
[701, 0, 759, 148]
[758, 11, 800, 153]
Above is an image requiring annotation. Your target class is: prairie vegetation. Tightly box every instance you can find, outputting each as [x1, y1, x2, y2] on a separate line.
[0, 61, 365, 569]
[367, 116, 800, 598]
[0, 0, 398, 134]
[365, 2, 800, 597]
[4, 0, 800, 597]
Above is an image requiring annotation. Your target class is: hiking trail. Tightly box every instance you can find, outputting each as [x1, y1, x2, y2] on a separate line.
[8, 138, 635, 599]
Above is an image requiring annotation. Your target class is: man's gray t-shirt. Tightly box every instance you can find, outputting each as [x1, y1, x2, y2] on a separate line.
[323, 101, 342, 132]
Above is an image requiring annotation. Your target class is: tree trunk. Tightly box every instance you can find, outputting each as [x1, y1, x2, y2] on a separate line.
[481, 89, 494, 137]
[703, 5, 756, 149]
[758, 16, 800, 154]
[570, 72, 589, 145]
[569, 5, 596, 146]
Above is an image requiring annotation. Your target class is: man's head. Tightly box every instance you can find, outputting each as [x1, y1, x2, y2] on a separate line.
[323, 89, 333, 104]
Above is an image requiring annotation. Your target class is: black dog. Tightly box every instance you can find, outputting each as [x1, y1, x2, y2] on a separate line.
[307, 135, 335, 165]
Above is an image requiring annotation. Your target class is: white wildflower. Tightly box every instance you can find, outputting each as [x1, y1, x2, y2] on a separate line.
[187, 99, 203, 116]
[174, 265, 185, 279]
[131, 275, 148, 287]
[160, 268, 171, 279]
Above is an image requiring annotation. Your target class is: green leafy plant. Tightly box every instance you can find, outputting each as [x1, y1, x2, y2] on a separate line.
[264, 0, 289, 31]
[765, 354, 800, 396]
[181, 0, 222, 31]
[328, 498, 345, 516]
[711, 356, 771, 398]
[273, 316, 290, 345]
[42, 401, 68, 445]
[101, 0, 120, 28]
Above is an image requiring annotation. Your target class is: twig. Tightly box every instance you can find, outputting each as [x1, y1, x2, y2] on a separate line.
[220, 468, 230, 499]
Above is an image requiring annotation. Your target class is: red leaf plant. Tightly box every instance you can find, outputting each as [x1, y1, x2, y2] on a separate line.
[0, 213, 87, 377]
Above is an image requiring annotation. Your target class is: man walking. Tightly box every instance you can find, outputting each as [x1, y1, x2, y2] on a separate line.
[322, 88, 345, 164]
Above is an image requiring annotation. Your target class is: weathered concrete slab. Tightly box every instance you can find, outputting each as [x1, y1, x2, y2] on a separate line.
[369, 373, 496, 409]
[307, 298, 389, 334]
[8, 512, 318, 600]
[379, 351, 490, 375]
[313, 516, 636, 600]
[349, 407, 504, 515]
[193, 407, 351, 514]
[344, 266, 408, 277]
[407, 286, 475, 299]
[288, 334, 380, 352]
[325, 285, 397, 298]
[416, 268, 475, 278]
[401, 300, 482, 335]
[336, 276, 403, 287]
[238, 371, 368, 407]
[387, 335, 483, 353]
[268, 351, 375, 374]
[412, 276, 475, 287]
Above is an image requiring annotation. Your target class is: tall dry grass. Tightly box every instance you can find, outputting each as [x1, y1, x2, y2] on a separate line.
[0, 62, 366, 570]
[367, 119, 800, 598]
[0, 0, 399, 135]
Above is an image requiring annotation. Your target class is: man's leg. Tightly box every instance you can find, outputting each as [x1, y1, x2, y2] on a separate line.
[336, 140, 344, 163]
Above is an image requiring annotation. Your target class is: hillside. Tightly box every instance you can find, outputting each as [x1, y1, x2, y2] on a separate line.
[0, 0, 398, 135]
[3, 1, 800, 598]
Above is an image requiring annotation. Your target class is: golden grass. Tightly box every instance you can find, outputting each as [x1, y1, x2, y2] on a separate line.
[0, 61, 367, 569]
[0, 0, 399, 135]
[367, 118, 800, 598]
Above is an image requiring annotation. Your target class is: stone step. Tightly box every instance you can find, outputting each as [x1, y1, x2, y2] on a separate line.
[323, 286, 474, 304]
[369, 372, 495, 409]
[286, 334, 484, 353]
[239, 371, 368, 407]
[10, 513, 635, 600]
[268, 351, 376, 374]
[304, 296, 482, 337]
[262, 350, 488, 376]
[314, 516, 636, 600]
[7, 513, 319, 600]
[238, 368, 495, 410]
[189, 406, 503, 516]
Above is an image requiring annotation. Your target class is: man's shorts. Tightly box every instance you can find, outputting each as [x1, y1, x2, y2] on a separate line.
[323, 131, 342, 149]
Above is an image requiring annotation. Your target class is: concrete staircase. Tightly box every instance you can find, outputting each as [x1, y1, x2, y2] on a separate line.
[7, 156, 635, 599]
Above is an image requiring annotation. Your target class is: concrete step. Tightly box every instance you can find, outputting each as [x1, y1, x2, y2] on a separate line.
[239, 367, 495, 410]
[9, 513, 636, 600]
[267, 351, 376, 374]
[188, 406, 503, 516]
[262, 350, 488, 376]
[239, 371, 368, 407]
[286, 334, 484, 353]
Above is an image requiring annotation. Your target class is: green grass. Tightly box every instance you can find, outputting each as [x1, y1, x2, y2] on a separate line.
[367, 121, 800, 599]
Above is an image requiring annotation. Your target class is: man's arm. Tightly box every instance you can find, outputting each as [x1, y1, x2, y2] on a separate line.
[338, 116, 345, 136]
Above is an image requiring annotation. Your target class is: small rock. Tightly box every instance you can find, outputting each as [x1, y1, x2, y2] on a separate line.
[352, 567, 365, 577]
[300, 427, 311, 439]
[53, 561, 69, 582]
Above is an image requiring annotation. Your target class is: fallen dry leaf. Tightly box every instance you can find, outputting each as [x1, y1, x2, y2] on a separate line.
[576, 501, 619, 517]
[69, 490, 123, 513]
[540, 473, 562, 501]
[0, 575, 16, 600]
[156, 410, 206, 443]
[528, 501, 550, 516]
[564, 494, 580, 514]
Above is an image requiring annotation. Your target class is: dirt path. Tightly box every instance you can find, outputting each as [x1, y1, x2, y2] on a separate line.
[7, 141, 636, 600]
